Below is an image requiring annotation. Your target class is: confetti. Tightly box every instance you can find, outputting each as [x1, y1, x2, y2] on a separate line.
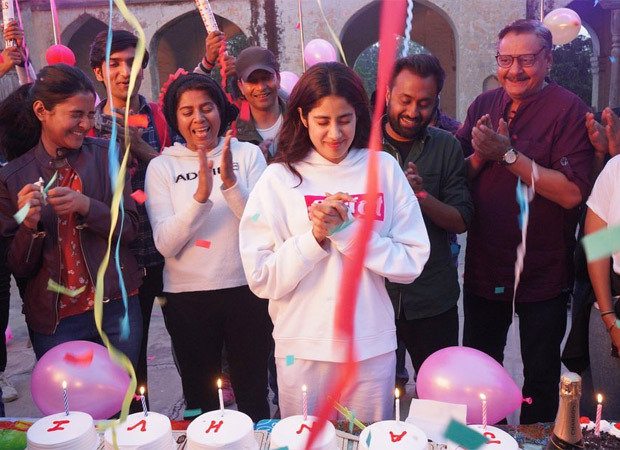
[251, 213, 261, 222]
[195, 239, 211, 249]
[63, 349, 94, 366]
[296, 21, 300, 30]
[610, 56, 617, 63]
[285, 355, 295, 366]
[131, 189, 147, 204]
[127, 114, 148, 128]
[366, 430, 372, 447]
[47, 279, 86, 297]
[443, 419, 488, 450]
[494, 286, 505, 294]
[582, 224, 620, 262]
[13, 202, 30, 225]
[147, 356, 155, 361]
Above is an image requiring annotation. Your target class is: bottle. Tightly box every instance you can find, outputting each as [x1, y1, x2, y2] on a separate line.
[546, 372, 584, 449]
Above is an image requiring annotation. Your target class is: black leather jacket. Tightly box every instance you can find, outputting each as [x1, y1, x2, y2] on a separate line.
[0, 138, 142, 334]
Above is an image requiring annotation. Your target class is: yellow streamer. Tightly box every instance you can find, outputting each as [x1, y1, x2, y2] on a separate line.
[92, 0, 146, 438]
[316, 0, 348, 65]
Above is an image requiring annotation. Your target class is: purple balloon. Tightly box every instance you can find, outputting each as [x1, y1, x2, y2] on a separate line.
[31, 341, 130, 419]
[304, 39, 337, 67]
[279, 71, 299, 95]
[417, 346, 523, 425]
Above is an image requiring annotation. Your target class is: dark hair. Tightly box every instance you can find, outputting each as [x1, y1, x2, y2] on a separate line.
[0, 64, 96, 161]
[498, 19, 553, 52]
[162, 72, 238, 137]
[390, 53, 446, 94]
[89, 29, 150, 70]
[274, 62, 370, 184]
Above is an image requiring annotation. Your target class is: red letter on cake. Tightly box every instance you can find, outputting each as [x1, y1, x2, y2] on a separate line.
[47, 420, 70, 432]
[296, 422, 315, 434]
[390, 430, 407, 442]
[205, 420, 223, 433]
[127, 420, 147, 432]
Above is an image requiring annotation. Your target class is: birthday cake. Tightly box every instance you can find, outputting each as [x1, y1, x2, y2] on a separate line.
[358, 420, 427, 450]
[104, 411, 174, 450]
[186, 409, 258, 450]
[269, 415, 337, 450]
[580, 417, 620, 449]
[26, 411, 98, 450]
[467, 425, 519, 450]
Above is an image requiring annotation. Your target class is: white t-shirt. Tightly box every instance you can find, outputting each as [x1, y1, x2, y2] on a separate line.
[256, 114, 283, 144]
[586, 154, 620, 275]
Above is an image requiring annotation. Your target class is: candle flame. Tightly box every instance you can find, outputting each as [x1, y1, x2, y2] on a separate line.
[62, 381, 67, 389]
[480, 393, 486, 401]
[597, 394, 603, 403]
[394, 388, 400, 399]
[217, 378, 222, 389]
[302, 384, 307, 393]
[140, 386, 145, 395]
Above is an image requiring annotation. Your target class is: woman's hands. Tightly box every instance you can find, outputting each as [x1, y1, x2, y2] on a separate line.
[47, 187, 90, 217]
[16, 184, 42, 230]
[309, 192, 354, 244]
[220, 130, 236, 189]
[193, 145, 214, 203]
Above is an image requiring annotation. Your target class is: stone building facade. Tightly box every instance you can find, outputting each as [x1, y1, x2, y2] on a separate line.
[1, 0, 617, 120]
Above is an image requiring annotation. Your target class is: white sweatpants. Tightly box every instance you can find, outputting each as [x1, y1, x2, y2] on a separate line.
[276, 351, 396, 423]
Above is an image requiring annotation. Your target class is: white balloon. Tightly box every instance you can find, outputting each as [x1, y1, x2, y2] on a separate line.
[543, 8, 582, 46]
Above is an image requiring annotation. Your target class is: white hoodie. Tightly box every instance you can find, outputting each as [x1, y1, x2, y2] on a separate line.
[145, 137, 266, 293]
[239, 149, 430, 362]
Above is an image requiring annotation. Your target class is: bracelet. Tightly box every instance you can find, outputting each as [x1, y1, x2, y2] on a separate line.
[415, 190, 428, 200]
[601, 311, 616, 317]
[203, 57, 215, 69]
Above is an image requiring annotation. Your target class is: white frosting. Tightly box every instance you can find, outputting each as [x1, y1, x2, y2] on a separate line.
[269, 415, 337, 450]
[465, 425, 519, 450]
[186, 409, 257, 450]
[581, 420, 595, 432]
[609, 423, 620, 439]
[27, 411, 98, 450]
[104, 412, 174, 450]
[359, 420, 427, 450]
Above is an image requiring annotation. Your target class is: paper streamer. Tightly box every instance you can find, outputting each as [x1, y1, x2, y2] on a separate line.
[582, 224, 620, 262]
[13, 0, 33, 84]
[2, 0, 16, 47]
[47, 279, 86, 297]
[304, 2, 406, 449]
[13, 202, 29, 224]
[298, 0, 306, 72]
[329, 396, 366, 430]
[315, 0, 347, 65]
[49, 0, 61, 45]
[401, 0, 414, 57]
[194, 0, 219, 33]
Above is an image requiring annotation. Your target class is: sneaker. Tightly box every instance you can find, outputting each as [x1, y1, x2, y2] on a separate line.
[0, 372, 18, 402]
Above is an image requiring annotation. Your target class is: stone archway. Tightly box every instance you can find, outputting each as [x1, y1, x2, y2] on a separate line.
[64, 14, 108, 99]
[340, 0, 458, 118]
[150, 11, 247, 101]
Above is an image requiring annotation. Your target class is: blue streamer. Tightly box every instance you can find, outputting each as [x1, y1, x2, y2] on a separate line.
[516, 179, 529, 230]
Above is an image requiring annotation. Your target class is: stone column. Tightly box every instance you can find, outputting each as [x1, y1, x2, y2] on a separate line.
[591, 55, 600, 111]
[609, 9, 620, 107]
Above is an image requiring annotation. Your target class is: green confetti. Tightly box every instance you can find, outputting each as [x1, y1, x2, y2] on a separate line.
[47, 279, 86, 297]
[582, 225, 620, 262]
[285, 355, 295, 366]
[444, 419, 489, 450]
[13, 202, 30, 225]
[494, 286, 504, 294]
[329, 219, 354, 235]
[349, 409, 356, 433]
[366, 430, 372, 448]
[251, 213, 260, 222]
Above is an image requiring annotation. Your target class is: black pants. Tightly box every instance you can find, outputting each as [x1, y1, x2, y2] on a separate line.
[396, 305, 459, 374]
[162, 285, 272, 422]
[0, 262, 10, 372]
[129, 263, 164, 413]
[463, 291, 569, 424]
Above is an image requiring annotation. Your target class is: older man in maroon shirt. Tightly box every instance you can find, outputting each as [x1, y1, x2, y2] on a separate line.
[456, 19, 594, 424]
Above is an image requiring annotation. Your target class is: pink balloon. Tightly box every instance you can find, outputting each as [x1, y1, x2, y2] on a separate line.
[279, 71, 299, 95]
[45, 44, 76, 66]
[543, 8, 581, 45]
[417, 346, 524, 425]
[31, 341, 130, 419]
[304, 39, 337, 67]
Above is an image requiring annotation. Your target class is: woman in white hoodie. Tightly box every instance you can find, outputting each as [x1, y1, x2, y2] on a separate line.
[145, 73, 271, 421]
[239, 63, 430, 422]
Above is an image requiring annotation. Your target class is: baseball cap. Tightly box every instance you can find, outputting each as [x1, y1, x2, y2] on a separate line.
[236, 46, 277, 81]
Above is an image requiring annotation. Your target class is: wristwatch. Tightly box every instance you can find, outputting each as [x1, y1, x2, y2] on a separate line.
[501, 147, 518, 165]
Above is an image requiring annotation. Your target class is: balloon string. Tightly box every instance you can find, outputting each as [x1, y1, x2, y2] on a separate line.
[49, 0, 60, 45]
[315, 0, 347, 65]
[298, 0, 306, 72]
[303, 0, 407, 448]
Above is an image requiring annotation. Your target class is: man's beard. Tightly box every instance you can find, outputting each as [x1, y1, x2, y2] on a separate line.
[386, 104, 433, 141]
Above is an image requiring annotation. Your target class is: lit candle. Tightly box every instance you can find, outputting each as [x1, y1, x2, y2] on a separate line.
[395, 388, 400, 422]
[302, 385, 308, 421]
[140, 386, 148, 417]
[217, 379, 224, 416]
[595, 394, 603, 436]
[62, 381, 69, 416]
[480, 393, 487, 430]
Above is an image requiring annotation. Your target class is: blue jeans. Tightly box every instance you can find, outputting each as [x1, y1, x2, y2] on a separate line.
[32, 295, 142, 369]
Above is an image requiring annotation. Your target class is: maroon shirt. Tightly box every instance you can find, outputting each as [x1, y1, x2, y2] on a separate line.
[456, 82, 594, 302]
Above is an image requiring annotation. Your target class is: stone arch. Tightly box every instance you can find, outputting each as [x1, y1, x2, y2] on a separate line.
[340, 0, 458, 117]
[63, 14, 108, 98]
[149, 10, 247, 100]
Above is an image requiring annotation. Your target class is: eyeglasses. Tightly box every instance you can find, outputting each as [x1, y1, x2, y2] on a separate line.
[495, 47, 546, 68]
